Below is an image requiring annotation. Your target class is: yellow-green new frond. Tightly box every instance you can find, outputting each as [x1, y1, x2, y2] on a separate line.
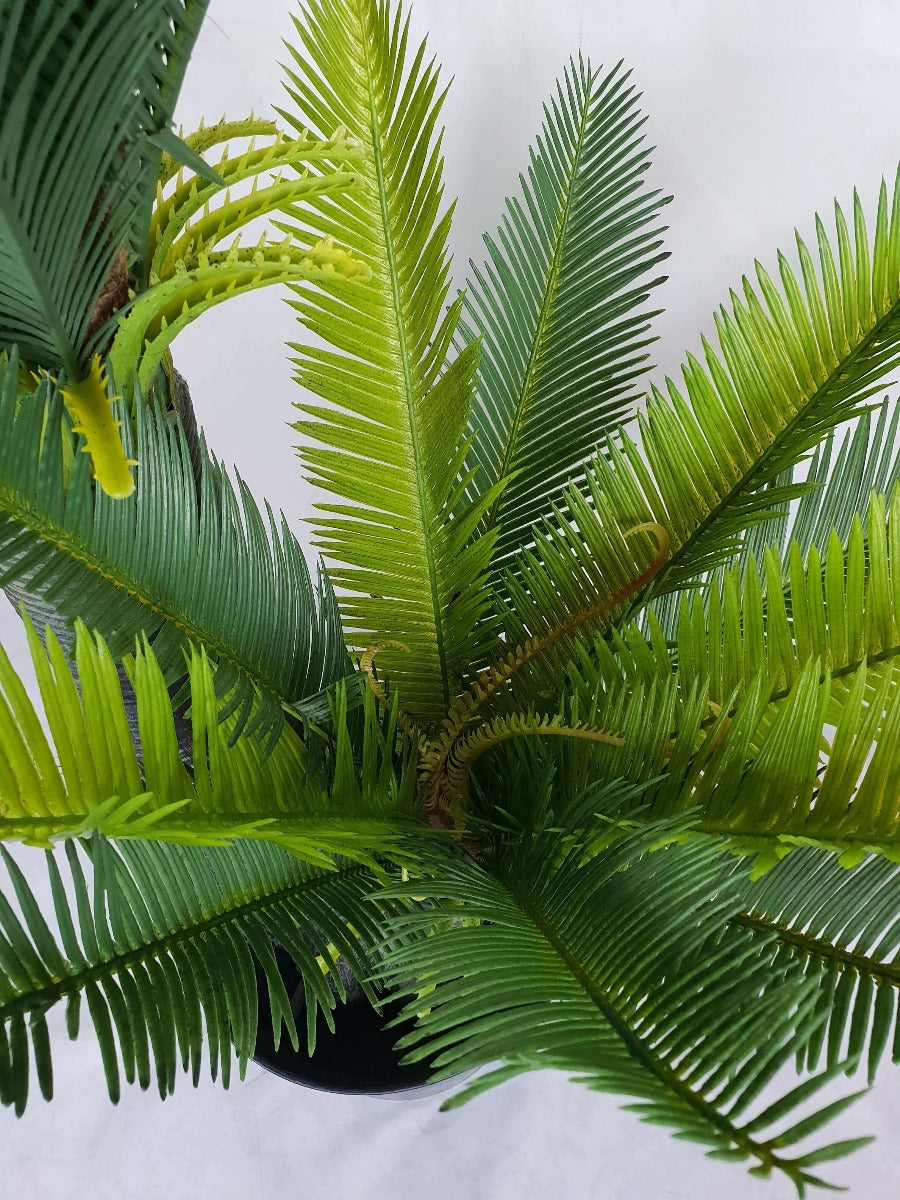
[156, 114, 283, 186]
[584, 174, 900, 603]
[147, 124, 363, 279]
[0, 618, 420, 869]
[278, 0, 500, 723]
[110, 235, 369, 394]
[60, 357, 137, 499]
[108, 119, 366, 394]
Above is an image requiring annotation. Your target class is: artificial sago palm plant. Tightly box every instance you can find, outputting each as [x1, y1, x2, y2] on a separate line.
[0, 0, 898, 1192]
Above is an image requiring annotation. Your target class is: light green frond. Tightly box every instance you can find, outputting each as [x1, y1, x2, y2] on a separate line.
[732, 850, 900, 1084]
[578, 174, 900, 607]
[0, 0, 209, 492]
[648, 397, 900, 638]
[673, 489, 900, 715]
[0, 358, 348, 748]
[0, 617, 422, 868]
[459, 56, 670, 576]
[506, 492, 900, 864]
[0, 836, 397, 1113]
[277, 0, 501, 722]
[377, 817, 866, 1195]
[554, 653, 900, 870]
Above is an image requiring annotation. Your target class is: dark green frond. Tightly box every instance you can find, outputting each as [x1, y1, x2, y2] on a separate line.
[0, 357, 349, 749]
[0, 0, 208, 378]
[378, 817, 864, 1195]
[277, 0, 502, 721]
[460, 55, 670, 577]
[0, 836, 394, 1113]
[733, 850, 900, 1084]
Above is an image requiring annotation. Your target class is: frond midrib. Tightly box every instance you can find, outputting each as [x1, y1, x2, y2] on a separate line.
[731, 911, 900, 984]
[1, 489, 292, 707]
[357, 1, 451, 709]
[769, 638, 900, 705]
[639, 298, 900, 604]
[0, 863, 374, 1023]
[481, 66, 596, 539]
[0, 813, 412, 836]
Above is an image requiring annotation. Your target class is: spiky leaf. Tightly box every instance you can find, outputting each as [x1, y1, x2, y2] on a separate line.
[277, 0, 502, 722]
[0, 837, 398, 1113]
[460, 55, 670, 577]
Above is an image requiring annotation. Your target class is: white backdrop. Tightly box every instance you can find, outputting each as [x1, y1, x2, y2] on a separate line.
[3, 1, 900, 1197]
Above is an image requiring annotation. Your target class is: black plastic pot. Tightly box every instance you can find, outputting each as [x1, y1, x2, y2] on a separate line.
[252, 947, 463, 1099]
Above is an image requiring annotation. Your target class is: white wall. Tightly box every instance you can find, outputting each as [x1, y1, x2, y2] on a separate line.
[3, 2, 900, 1197]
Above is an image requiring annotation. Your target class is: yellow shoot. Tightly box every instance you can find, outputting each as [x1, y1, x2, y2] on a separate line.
[60, 357, 137, 499]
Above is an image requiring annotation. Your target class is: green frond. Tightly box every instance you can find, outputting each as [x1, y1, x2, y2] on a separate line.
[459, 55, 670, 576]
[574, 174, 900, 609]
[647, 397, 900, 638]
[502, 492, 900, 865]
[0, 357, 348, 748]
[377, 817, 865, 1195]
[0, 616, 425, 866]
[497, 495, 672, 695]
[782, 398, 900, 559]
[0, 836, 397, 1113]
[732, 850, 900, 1084]
[673, 488, 900, 716]
[277, 0, 502, 722]
[0, 0, 209, 491]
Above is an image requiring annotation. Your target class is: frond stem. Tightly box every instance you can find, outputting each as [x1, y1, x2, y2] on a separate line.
[447, 719, 623, 804]
[419, 523, 669, 820]
[731, 911, 900, 985]
[359, 641, 422, 742]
